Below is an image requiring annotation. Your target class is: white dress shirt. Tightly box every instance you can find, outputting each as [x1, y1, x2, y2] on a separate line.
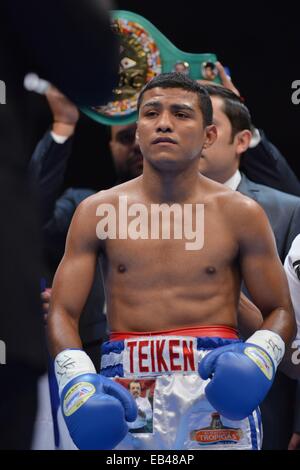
[223, 170, 242, 191]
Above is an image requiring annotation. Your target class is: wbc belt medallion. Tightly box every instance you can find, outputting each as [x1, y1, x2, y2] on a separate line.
[82, 10, 220, 126]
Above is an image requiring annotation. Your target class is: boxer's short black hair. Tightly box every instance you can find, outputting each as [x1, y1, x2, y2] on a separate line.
[137, 72, 213, 127]
[203, 85, 252, 142]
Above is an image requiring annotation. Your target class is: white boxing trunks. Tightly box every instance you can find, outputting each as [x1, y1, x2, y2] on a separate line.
[100, 326, 262, 450]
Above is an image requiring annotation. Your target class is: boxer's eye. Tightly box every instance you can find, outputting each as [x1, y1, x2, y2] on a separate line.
[175, 112, 188, 119]
[145, 111, 158, 117]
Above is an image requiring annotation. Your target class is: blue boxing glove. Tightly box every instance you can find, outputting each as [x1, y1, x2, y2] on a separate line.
[199, 330, 285, 421]
[55, 349, 137, 449]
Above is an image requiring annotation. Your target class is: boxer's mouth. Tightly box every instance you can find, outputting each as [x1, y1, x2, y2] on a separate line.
[152, 137, 177, 144]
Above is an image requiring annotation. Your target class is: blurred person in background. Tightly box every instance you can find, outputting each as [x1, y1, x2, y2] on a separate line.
[0, 0, 119, 449]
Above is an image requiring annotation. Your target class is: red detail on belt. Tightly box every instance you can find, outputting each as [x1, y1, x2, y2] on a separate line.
[110, 325, 238, 341]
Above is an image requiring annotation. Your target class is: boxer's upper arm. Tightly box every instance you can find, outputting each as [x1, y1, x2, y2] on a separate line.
[236, 200, 296, 343]
[48, 198, 101, 355]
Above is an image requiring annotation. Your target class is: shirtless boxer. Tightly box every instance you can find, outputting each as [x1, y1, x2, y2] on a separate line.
[48, 72, 296, 450]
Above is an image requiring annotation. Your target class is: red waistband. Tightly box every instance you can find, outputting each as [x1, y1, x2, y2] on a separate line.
[109, 325, 238, 342]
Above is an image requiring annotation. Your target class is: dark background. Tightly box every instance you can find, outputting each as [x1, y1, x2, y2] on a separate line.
[28, 1, 300, 192]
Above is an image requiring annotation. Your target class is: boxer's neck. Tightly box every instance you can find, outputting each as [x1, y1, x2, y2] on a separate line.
[141, 159, 202, 203]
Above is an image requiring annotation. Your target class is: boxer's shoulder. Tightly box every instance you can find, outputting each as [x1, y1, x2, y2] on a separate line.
[201, 180, 269, 243]
[87, 177, 144, 207]
[224, 193, 274, 247]
[223, 189, 261, 214]
[212, 187, 264, 223]
[200, 177, 259, 214]
[69, 178, 145, 243]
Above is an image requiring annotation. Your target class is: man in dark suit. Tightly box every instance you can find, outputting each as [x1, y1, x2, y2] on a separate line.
[200, 84, 299, 449]
[29, 87, 143, 370]
[201, 61, 300, 197]
[241, 129, 300, 198]
[237, 174, 300, 262]
[200, 85, 300, 262]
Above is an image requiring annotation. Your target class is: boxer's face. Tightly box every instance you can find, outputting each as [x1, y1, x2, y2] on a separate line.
[109, 124, 143, 179]
[136, 87, 216, 171]
[199, 96, 251, 183]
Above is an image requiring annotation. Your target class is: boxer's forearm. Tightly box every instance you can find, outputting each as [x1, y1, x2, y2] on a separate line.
[259, 306, 297, 345]
[237, 295, 294, 344]
[238, 293, 263, 338]
[47, 308, 82, 357]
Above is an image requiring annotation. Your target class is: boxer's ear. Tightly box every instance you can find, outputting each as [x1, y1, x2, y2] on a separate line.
[135, 127, 139, 142]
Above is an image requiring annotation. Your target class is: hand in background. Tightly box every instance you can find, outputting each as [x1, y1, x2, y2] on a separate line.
[215, 61, 240, 97]
[46, 85, 79, 137]
[197, 61, 240, 97]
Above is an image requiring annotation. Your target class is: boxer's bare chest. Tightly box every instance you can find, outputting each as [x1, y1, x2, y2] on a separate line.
[100, 198, 239, 288]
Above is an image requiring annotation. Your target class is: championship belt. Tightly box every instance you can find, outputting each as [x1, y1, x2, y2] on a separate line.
[82, 10, 220, 126]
